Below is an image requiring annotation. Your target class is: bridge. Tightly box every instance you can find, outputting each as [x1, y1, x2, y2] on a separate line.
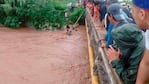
[86, 8, 122, 84]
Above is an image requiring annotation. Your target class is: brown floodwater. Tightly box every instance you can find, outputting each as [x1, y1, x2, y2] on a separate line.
[0, 26, 91, 84]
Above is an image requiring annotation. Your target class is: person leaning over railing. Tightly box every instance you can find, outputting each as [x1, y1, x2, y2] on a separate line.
[106, 3, 145, 84]
[93, 1, 100, 22]
[87, 1, 94, 17]
[104, 0, 118, 47]
[130, 0, 149, 84]
[98, 0, 107, 27]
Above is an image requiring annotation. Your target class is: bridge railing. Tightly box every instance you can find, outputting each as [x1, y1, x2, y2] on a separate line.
[85, 8, 122, 84]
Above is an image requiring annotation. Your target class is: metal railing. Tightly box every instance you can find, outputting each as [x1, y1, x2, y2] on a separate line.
[86, 8, 122, 84]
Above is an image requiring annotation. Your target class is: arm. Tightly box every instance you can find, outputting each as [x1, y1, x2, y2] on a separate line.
[107, 46, 139, 84]
[105, 32, 113, 47]
[111, 58, 137, 84]
[136, 30, 149, 84]
[136, 49, 149, 84]
[105, 24, 114, 46]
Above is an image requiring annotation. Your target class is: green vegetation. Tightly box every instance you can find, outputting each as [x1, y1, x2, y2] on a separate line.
[0, 0, 85, 30]
[68, 7, 85, 25]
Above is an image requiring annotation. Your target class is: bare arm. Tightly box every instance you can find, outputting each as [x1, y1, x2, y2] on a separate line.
[136, 49, 149, 84]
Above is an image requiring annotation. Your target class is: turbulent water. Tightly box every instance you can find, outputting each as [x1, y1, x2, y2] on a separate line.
[0, 26, 91, 84]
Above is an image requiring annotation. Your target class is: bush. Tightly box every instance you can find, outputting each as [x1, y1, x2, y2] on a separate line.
[0, 0, 84, 30]
[68, 7, 85, 25]
[0, 0, 65, 29]
[4, 16, 21, 28]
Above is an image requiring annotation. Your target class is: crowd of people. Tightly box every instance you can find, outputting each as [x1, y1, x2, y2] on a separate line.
[85, 0, 149, 84]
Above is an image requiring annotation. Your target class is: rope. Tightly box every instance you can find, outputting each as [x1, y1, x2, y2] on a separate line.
[73, 9, 85, 27]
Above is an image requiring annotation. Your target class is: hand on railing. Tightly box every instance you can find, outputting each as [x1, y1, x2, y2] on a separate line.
[107, 45, 121, 63]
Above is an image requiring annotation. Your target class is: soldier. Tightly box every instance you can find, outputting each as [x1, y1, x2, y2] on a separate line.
[106, 3, 145, 84]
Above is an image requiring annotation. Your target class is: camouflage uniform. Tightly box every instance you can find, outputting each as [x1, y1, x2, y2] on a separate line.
[111, 23, 145, 84]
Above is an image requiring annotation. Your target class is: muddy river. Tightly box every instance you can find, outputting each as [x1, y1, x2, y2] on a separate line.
[0, 26, 91, 84]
